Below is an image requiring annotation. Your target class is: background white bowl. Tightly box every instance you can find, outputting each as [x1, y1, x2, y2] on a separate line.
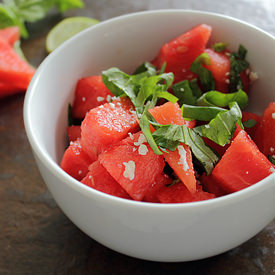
[24, 10, 275, 262]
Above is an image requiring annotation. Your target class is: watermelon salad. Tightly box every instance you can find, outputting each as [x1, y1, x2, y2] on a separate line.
[61, 24, 275, 203]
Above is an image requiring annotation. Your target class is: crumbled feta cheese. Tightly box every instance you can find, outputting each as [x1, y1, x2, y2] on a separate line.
[78, 170, 82, 175]
[225, 79, 230, 84]
[123, 160, 135, 180]
[109, 103, 115, 109]
[249, 71, 258, 82]
[117, 102, 121, 106]
[270, 167, 275, 173]
[182, 68, 186, 73]
[106, 95, 112, 102]
[133, 148, 137, 152]
[82, 97, 86, 102]
[180, 88, 184, 92]
[88, 175, 92, 179]
[177, 145, 189, 171]
[272, 113, 275, 120]
[97, 96, 105, 102]
[128, 132, 134, 140]
[245, 171, 249, 175]
[225, 72, 230, 76]
[130, 110, 136, 115]
[134, 133, 146, 146]
[205, 124, 210, 129]
[270, 147, 274, 153]
[138, 144, 148, 156]
[99, 105, 104, 109]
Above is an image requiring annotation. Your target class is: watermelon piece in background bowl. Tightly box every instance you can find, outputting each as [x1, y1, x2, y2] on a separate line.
[24, 10, 275, 262]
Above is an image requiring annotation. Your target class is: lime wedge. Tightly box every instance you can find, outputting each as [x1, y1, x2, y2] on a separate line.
[46, 17, 99, 53]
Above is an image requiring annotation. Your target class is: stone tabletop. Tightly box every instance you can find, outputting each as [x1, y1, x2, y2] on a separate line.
[0, 0, 274, 274]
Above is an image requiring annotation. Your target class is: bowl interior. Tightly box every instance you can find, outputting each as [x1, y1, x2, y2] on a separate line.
[25, 9, 275, 192]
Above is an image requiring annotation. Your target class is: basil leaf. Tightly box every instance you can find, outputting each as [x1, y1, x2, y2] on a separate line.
[229, 45, 250, 93]
[189, 78, 202, 98]
[152, 124, 219, 174]
[182, 104, 225, 121]
[172, 80, 197, 106]
[194, 102, 242, 146]
[139, 112, 163, 155]
[211, 42, 228, 52]
[133, 62, 157, 76]
[196, 89, 248, 110]
[190, 52, 215, 92]
[243, 119, 257, 128]
[268, 155, 275, 165]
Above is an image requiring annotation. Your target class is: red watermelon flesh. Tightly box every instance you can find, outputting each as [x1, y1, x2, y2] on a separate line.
[81, 161, 131, 199]
[60, 138, 96, 181]
[66, 125, 81, 142]
[199, 173, 228, 197]
[254, 102, 275, 157]
[149, 102, 197, 193]
[153, 24, 212, 83]
[0, 37, 35, 90]
[0, 26, 20, 46]
[0, 82, 24, 98]
[157, 182, 215, 204]
[210, 130, 275, 194]
[204, 48, 230, 93]
[81, 97, 139, 158]
[143, 173, 173, 203]
[98, 131, 165, 201]
[72, 75, 113, 119]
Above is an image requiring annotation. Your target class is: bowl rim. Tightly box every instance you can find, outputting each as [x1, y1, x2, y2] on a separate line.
[23, 9, 275, 210]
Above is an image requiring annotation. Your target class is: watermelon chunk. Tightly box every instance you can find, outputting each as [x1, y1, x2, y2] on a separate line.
[143, 173, 173, 203]
[72, 75, 113, 119]
[204, 48, 230, 93]
[149, 102, 197, 193]
[199, 173, 227, 197]
[153, 24, 212, 83]
[210, 130, 275, 194]
[81, 161, 131, 199]
[254, 102, 275, 158]
[157, 182, 215, 203]
[81, 97, 139, 158]
[66, 125, 81, 142]
[0, 26, 20, 46]
[0, 82, 24, 98]
[0, 37, 35, 90]
[60, 138, 96, 181]
[99, 132, 165, 201]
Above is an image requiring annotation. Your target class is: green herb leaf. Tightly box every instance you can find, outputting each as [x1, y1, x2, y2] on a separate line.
[133, 62, 157, 76]
[152, 124, 219, 174]
[189, 78, 202, 98]
[229, 44, 250, 93]
[190, 52, 215, 92]
[172, 80, 197, 106]
[243, 119, 257, 128]
[194, 102, 242, 146]
[211, 42, 228, 52]
[196, 89, 248, 110]
[182, 104, 225, 121]
[268, 155, 275, 165]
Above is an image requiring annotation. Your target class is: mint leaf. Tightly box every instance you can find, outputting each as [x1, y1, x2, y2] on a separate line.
[182, 104, 225, 121]
[189, 78, 202, 98]
[133, 62, 157, 76]
[196, 89, 248, 110]
[190, 52, 215, 92]
[211, 42, 228, 52]
[229, 45, 250, 92]
[243, 119, 257, 128]
[194, 102, 242, 146]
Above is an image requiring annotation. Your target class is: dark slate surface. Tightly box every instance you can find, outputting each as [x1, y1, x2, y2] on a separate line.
[0, 0, 274, 274]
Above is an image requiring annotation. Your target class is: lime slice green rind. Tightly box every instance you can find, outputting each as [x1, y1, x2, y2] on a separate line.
[46, 16, 99, 53]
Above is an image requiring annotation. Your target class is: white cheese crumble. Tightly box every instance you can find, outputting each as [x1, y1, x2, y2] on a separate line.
[78, 170, 82, 175]
[109, 103, 115, 109]
[106, 95, 112, 102]
[123, 161, 135, 180]
[177, 145, 189, 171]
[225, 79, 230, 84]
[138, 144, 148, 156]
[180, 88, 184, 92]
[272, 113, 275, 120]
[99, 105, 104, 109]
[97, 96, 105, 102]
[82, 97, 86, 102]
[128, 132, 134, 140]
[270, 167, 275, 173]
[134, 133, 146, 146]
[270, 147, 274, 153]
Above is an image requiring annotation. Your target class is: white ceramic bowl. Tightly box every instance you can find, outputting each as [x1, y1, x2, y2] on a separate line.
[24, 10, 275, 262]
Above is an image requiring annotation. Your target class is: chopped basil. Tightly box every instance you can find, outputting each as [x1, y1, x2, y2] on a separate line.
[152, 124, 219, 174]
[189, 78, 202, 98]
[133, 62, 157, 75]
[194, 102, 242, 146]
[182, 104, 225, 121]
[211, 42, 228, 52]
[243, 119, 257, 128]
[268, 155, 275, 165]
[172, 80, 197, 106]
[229, 45, 250, 93]
[196, 89, 248, 110]
[190, 52, 215, 92]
